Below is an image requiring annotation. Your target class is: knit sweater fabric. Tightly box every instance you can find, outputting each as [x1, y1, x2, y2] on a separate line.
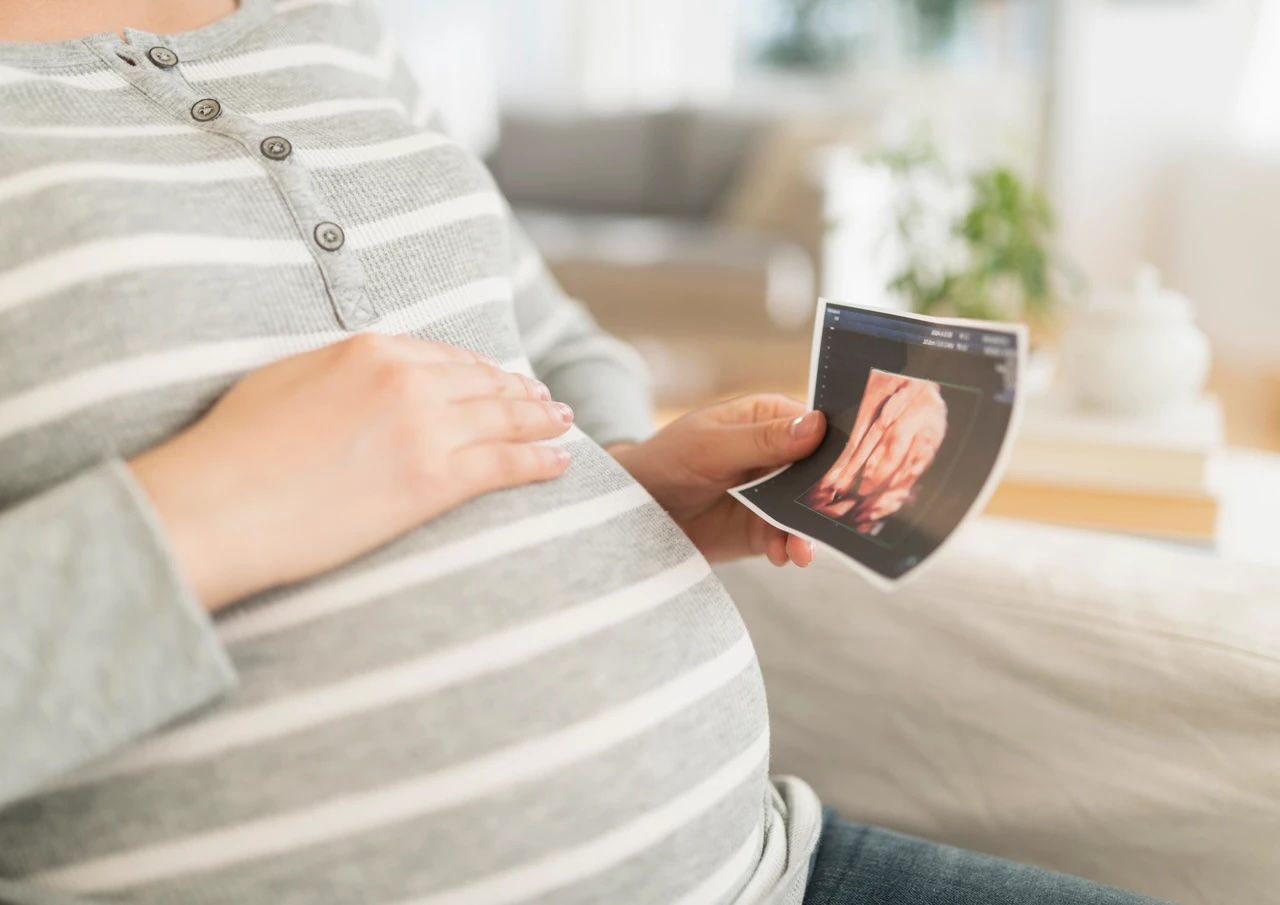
[0, 2, 821, 904]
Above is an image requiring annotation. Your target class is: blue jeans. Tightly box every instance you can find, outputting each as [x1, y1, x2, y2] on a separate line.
[804, 811, 1168, 905]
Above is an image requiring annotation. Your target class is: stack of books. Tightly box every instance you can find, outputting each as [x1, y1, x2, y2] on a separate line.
[985, 395, 1224, 542]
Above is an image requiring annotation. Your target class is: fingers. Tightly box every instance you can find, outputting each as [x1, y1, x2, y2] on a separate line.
[371, 338, 552, 404]
[748, 512, 813, 569]
[786, 534, 814, 567]
[765, 409, 826, 460]
[767, 530, 813, 567]
[339, 332, 494, 367]
[748, 513, 773, 558]
[720, 408, 826, 476]
[390, 334, 505, 369]
[335, 333, 543, 403]
[457, 398, 574, 445]
[713, 393, 809, 427]
[434, 363, 551, 404]
[453, 442, 572, 496]
[766, 531, 789, 567]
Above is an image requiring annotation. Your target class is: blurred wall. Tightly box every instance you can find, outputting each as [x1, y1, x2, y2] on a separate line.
[492, 0, 738, 112]
[1048, 0, 1278, 364]
[374, 0, 499, 154]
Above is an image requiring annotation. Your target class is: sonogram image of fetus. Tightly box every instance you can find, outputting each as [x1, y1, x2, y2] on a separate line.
[802, 371, 948, 534]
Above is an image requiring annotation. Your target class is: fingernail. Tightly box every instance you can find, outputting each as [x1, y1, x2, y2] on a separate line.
[551, 446, 571, 466]
[532, 379, 551, 401]
[553, 402, 574, 423]
[790, 411, 823, 439]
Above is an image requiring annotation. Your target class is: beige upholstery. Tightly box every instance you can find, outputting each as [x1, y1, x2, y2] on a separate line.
[718, 517, 1280, 905]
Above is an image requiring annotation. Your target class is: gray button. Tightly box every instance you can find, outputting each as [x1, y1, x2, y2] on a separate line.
[147, 46, 179, 69]
[191, 98, 222, 123]
[314, 222, 346, 252]
[260, 136, 293, 161]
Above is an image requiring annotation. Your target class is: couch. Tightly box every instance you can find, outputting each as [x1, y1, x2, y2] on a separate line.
[488, 108, 835, 407]
[716, 485, 1280, 904]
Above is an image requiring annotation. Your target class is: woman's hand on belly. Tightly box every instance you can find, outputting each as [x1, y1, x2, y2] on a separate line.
[609, 394, 825, 567]
[128, 334, 574, 612]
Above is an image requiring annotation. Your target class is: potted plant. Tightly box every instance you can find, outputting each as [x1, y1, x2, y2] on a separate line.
[880, 145, 1067, 328]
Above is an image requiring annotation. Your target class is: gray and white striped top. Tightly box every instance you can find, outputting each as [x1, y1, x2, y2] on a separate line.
[0, 2, 821, 904]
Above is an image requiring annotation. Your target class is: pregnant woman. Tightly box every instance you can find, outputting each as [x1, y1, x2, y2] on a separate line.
[0, 2, 1164, 904]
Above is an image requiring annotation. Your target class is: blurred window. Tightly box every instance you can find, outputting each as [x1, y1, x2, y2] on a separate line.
[1237, 0, 1280, 149]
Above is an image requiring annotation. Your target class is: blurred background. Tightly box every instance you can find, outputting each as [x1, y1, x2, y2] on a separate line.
[379, 0, 1280, 547]
[363, 10, 1276, 898]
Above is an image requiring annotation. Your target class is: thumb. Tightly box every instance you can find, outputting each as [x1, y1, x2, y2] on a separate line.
[732, 409, 826, 472]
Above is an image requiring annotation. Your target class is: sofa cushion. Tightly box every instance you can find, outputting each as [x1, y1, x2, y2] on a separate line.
[489, 112, 656, 212]
[717, 513, 1280, 905]
[490, 108, 769, 218]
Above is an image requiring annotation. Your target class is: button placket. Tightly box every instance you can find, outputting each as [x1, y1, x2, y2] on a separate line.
[85, 30, 374, 332]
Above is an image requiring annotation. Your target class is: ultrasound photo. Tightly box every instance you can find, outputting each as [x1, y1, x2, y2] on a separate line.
[731, 299, 1025, 586]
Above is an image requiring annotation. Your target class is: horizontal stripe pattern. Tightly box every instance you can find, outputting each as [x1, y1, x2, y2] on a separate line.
[0, 98, 407, 139]
[411, 92, 435, 129]
[0, 234, 311, 316]
[0, 277, 512, 442]
[669, 826, 765, 905]
[301, 131, 451, 168]
[249, 95, 406, 124]
[0, 1, 796, 903]
[521, 305, 579, 361]
[0, 159, 264, 206]
[0, 123, 198, 138]
[183, 37, 397, 83]
[31, 637, 758, 894]
[0, 133, 450, 205]
[513, 250, 543, 292]
[0, 191, 504, 316]
[218, 481, 652, 643]
[393, 728, 770, 905]
[0, 63, 124, 92]
[83, 555, 711, 782]
[0, 335, 299, 443]
[347, 191, 505, 248]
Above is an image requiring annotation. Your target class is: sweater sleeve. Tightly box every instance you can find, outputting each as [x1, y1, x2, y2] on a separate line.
[375, 13, 655, 448]
[505, 215, 655, 448]
[0, 460, 236, 809]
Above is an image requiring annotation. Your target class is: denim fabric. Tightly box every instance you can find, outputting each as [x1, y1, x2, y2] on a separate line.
[804, 810, 1169, 905]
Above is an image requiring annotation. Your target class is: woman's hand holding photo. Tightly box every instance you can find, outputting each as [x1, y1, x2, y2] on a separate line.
[611, 394, 826, 567]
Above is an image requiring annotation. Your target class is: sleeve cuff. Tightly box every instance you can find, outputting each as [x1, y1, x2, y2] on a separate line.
[1, 460, 237, 804]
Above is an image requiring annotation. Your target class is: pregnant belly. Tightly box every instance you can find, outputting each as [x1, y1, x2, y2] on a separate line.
[0, 447, 772, 905]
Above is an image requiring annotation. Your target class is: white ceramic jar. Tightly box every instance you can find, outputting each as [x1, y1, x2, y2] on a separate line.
[1061, 266, 1211, 414]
